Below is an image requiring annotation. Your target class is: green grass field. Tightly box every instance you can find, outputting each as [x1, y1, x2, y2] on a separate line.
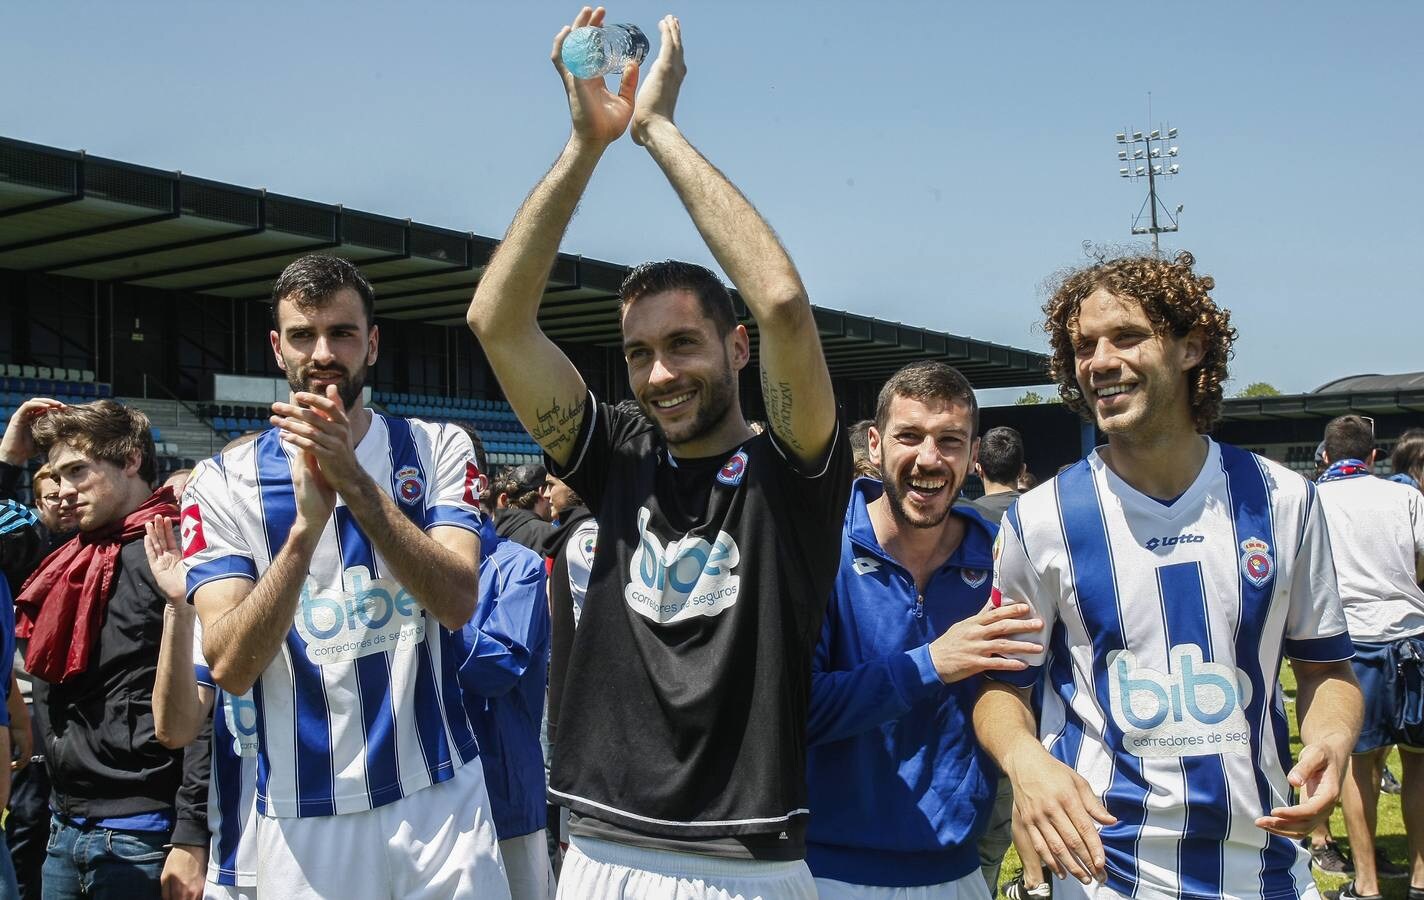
[994, 663, 1409, 900]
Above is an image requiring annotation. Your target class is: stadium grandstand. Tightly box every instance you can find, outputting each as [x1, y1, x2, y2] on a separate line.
[0, 134, 1049, 494]
[5, 134, 1416, 496]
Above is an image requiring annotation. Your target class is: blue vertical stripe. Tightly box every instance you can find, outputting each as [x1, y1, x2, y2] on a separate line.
[334, 506, 404, 808]
[212, 694, 243, 885]
[1055, 461, 1148, 893]
[1157, 561, 1229, 898]
[1045, 620, 1085, 770]
[256, 430, 336, 817]
[1220, 445, 1297, 897]
[383, 415, 455, 783]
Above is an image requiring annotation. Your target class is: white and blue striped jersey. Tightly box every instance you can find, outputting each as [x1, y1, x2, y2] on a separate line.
[181, 416, 485, 818]
[193, 619, 258, 887]
[992, 439, 1352, 900]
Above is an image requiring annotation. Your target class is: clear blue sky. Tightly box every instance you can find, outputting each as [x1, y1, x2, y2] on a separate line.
[5, 2, 1421, 403]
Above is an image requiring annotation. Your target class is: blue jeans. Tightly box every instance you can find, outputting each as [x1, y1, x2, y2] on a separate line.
[0, 829, 19, 900]
[41, 817, 165, 900]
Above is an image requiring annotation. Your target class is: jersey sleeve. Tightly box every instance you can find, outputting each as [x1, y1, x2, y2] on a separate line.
[767, 420, 853, 526]
[1283, 484, 1353, 662]
[182, 458, 258, 602]
[547, 392, 632, 512]
[986, 500, 1054, 687]
[424, 423, 484, 535]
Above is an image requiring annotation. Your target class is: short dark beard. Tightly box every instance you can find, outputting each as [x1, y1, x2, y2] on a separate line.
[638, 362, 739, 450]
[288, 362, 367, 411]
[879, 466, 956, 530]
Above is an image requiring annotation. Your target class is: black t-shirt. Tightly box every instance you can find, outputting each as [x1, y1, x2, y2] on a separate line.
[547, 393, 851, 858]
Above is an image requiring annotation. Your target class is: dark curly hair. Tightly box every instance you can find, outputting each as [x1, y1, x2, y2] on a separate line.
[1043, 250, 1236, 433]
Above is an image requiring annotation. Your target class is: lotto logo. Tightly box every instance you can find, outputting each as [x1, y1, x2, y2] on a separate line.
[1108, 645, 1252, 758]
[180, 504, 206, 558]
[1144, 533, 1205, 551]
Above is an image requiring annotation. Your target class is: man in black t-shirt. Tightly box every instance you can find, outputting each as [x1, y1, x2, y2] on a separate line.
[467, 10, 848, 898]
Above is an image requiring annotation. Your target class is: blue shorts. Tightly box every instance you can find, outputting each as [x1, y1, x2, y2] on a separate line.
[1351, 636, 1424, 753]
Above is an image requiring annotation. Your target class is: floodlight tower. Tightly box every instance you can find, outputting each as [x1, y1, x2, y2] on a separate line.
[1115, 125, 1181, 254]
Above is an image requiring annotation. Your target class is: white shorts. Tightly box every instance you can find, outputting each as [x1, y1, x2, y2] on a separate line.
[500, 830, 555, 900]
[204, 883, 256, 900]
[814, 869, 993, 899]
[557, 835, 816, 900]
[255, 760, 510, 900]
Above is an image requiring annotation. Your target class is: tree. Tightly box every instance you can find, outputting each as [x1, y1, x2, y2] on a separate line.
[1014, 391, 1046, 405]
[1236, 382, 1281, 398]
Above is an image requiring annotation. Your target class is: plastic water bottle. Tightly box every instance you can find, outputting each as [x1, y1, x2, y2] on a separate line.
[561, 24, 649, 79]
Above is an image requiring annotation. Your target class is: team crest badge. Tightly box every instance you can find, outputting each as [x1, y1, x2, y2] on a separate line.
[396, 466, 425, 506]
[717, 449, 749, 487]
[1239, 537, 1273, 587]
[180, 504, 206, 558]
[961, 569, 988, 589]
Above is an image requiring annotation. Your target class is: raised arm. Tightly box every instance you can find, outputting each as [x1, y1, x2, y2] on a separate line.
[467, 6, 639, 467]
[146, 517, 216, 748]
[630, 16, 837, 465]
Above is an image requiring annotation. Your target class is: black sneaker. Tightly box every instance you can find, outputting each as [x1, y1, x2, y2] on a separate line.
[1337, 881, 1382, 900]
[1375, 848, 1409, 880]
[1003, 873, 1052, 900]
[1303, 839, 1353, 875]
[1381, 767, 1402, 795]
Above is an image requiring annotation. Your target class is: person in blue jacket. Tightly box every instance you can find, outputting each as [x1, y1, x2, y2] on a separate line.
[807, 362, 1043, 900]
[461, 491, 554, 900]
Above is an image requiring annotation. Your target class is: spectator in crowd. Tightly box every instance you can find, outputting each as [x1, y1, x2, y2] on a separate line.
[162, 468, 193, 500]
[806, 362, 1041, 899]
[539, 474, 597, 874]
[494, 463, 557, 552]
[1315, 414, 1424, 900]
[183, 254, 508, 899]
[467, 11, 849, 896]
[977, 252, 1361, 900]
[969, 426, 1025, 524]
[457, 431, 555, 900]
[1390, 427, 1424, 489]
[19, 399, 209, 900]
[1014, 471, 1038, 493]
[848, 419, 878, 479]
[1, 407, 65, 900]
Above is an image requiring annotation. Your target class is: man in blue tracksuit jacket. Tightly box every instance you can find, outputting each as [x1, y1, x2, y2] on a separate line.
[460, 518, 553, 900]
[806, 362, 1044, 900]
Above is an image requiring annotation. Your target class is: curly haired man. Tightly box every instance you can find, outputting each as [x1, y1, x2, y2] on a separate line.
[974, 251, 1364, 900]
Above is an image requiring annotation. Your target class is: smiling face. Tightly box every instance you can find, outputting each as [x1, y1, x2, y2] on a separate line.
[270, 287, 378, 411]
[870, 394, 977, 530]
[1071, 288, 1203, 440]
[621, 289, 749, 454]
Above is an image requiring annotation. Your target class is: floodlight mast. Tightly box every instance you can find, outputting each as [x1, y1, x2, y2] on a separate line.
[1116, 124, 1181, 254]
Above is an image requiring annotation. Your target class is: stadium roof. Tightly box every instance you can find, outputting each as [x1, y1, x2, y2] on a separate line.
[0, 135, 1049, 389]
[1313, 372, 1424, 394]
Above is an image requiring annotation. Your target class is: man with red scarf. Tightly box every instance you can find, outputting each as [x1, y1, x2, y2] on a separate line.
[16, 399, 208, 900]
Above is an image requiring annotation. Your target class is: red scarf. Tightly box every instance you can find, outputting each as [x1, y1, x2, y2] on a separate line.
[15, 487, 178, 684]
